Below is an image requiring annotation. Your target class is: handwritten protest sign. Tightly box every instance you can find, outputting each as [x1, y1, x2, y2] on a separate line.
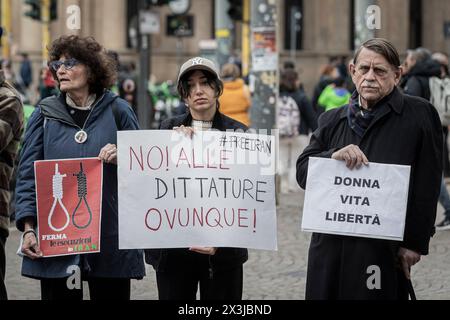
[118, 130, 277, 250]
[34, 158, 103, 257]
[301, 157, 411, 241]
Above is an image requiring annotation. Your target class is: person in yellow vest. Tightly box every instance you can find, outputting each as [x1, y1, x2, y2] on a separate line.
[218, 63, 251, 126]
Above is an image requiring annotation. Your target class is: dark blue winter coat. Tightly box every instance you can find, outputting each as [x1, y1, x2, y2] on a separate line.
[15, 90, 145, 279]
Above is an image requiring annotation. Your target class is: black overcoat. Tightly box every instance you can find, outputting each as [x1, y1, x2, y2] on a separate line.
[296, 88, 443, 299]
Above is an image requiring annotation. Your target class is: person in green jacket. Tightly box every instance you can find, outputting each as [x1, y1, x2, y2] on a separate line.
[318, 76, 351, 112]
[22, 104, 34, 133]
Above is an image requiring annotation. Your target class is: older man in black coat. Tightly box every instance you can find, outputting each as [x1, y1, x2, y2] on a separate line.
[296, 38, 442, 300]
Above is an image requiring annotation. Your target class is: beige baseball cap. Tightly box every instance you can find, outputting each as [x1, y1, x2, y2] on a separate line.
[177, 57, 220, 85]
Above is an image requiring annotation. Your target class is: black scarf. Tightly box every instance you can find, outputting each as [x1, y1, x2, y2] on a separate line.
[347, 91, 377, 137]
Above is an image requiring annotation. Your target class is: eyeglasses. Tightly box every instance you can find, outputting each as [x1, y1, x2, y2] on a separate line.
[49, 58, 80, 72]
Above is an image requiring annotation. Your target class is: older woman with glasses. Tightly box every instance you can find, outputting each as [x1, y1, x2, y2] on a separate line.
[15, 35, 145, 300]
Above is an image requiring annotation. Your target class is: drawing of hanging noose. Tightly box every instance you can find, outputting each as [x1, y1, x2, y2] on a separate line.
[72, 163, 93, 229]
[48, 164, 70, 232]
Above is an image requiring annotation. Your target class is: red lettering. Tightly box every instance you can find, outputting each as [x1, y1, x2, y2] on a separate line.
[146, 207, 257, 232]
[147, 146, 164, 170]
[178, 208, 190, 227]
[164, 208, 178, 229]
[206, 150, 217, 169]
[238, 208, 249, 228]
[206, 207, 222, 228]
[192, 148, 205, 169]
[165, 146, 169, 171]
[176, 148, 191, 168]
[253, 209, 257, 233]
[193, 207, 204, 226]
[145, 208, 162, 231]
[220, 149, 231, 170]
[224, 208, 235, 226]
[129, 146, 144, 171]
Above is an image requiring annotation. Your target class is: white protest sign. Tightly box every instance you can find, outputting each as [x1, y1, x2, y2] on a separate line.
[301, 157, 411, 241]
[118, 130, 277, 250]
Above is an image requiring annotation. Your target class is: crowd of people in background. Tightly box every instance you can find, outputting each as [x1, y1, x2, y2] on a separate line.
[398, 47, 450, 230]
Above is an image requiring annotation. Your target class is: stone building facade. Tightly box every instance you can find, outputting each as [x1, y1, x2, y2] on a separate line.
[2, 0, 449, 96]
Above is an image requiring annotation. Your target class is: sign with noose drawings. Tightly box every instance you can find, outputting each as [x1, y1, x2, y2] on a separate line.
[34, 158, 103, 257]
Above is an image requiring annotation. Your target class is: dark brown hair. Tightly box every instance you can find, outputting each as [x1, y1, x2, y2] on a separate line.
[353, 38, 401, 69]
[177, 69, 223, 100]
[279, 69, 298, 92]
[48, 35, 117, 94]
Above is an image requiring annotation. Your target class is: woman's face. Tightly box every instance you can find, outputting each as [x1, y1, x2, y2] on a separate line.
[183, 70, 217, 117]
[54, 55, 90, 94]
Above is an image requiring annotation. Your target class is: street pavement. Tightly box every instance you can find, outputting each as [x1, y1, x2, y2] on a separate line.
[4, 190, 450, 300]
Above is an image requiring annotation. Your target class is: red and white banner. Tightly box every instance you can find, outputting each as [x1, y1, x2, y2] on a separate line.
[34, 158, 103, 257]
[118, 130, 277, 250]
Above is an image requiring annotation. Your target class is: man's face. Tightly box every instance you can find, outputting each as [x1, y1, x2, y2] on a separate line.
[350, 48, 401, 108]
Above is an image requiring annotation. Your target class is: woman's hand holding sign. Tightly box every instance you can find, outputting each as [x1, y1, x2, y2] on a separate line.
[21, 218, 43, 259]
[174, 125, 195, 138]
[98, 143, 117, 165]
[332, 144, 369, 169]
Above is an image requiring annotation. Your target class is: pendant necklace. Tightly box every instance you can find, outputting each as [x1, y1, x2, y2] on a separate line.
[69, 93, 102, 144]
[73, 107, 92, 144]
[74, 130, 88, 144]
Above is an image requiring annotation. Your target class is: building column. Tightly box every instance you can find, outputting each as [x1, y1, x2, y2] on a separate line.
[17, 1, 42, 53]
[354, 0, 377, 48]
[376, 0, 409, 54]
[99, 0, 127, 50]
[52, 0, 83, 37]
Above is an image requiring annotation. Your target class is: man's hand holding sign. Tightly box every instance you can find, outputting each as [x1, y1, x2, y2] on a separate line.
[332, 144, 369, 169]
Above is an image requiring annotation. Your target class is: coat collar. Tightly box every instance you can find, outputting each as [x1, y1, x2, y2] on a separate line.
[39, 90, 117, 127]
[386, 87, 404, 114]
[340, 87, 404, 119]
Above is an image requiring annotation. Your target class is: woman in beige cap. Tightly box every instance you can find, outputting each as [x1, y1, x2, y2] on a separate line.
[145, 57, 249, 300]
